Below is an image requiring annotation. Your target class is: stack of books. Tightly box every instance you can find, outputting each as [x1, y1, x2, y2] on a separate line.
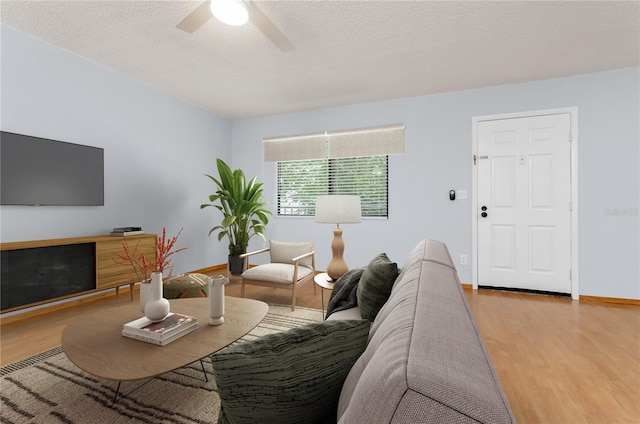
[110, 226, 145, 236]
[122, 313, 198, 345]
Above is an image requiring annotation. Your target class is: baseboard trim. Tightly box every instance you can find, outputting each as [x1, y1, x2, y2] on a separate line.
[4, 270, 637, 325]
[579, 295, 640, 306]
[461, 283, 639, 306]
[190, 264, 227, 274]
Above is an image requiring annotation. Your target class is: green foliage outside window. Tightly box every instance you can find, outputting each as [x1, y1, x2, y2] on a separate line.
[277, 155, 388, 217]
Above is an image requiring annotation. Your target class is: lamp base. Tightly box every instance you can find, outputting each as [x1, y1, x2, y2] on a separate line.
[327, 227, 348, 280]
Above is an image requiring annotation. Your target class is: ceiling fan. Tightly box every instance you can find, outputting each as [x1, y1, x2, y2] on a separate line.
[176, 0, 295, 52]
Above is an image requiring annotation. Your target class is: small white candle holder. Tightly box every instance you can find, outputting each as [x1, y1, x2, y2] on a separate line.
[208, 275, 229, 325]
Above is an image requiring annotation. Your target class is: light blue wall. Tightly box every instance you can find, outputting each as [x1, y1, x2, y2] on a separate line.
[1, 23, 638, 300]
[0, 24, 232, 274]
[231, 67, 640, 300]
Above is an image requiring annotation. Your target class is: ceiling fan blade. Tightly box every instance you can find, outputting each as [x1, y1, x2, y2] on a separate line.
[176, 0, 213, 33]
[249, 2, 295, 52]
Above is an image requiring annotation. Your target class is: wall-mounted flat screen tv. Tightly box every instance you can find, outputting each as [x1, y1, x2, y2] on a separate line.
[0, 131, 104, 206]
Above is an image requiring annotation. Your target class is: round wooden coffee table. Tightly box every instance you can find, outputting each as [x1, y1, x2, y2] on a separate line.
[62, 297, 267, 382]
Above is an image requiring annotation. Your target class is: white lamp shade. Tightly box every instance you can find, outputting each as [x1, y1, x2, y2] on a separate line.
[315, 195, 362, 224]
[211, 0, 249, 26]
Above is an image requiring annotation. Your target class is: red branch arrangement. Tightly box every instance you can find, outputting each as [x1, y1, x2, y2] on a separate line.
[116, 227, 188, 283]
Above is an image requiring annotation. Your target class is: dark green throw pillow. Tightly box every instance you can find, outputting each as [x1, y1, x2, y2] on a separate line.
[357, 253, 399, 321]
[211, 319, 371, 424]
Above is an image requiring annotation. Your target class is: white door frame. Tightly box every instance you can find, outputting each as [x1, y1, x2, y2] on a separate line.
[471, 107, 580, 300]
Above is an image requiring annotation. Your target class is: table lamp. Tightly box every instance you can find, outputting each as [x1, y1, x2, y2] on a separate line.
[315, 195, 362, 280]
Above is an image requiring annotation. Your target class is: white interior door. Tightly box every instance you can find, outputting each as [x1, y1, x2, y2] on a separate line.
[476, 112, 572, 294]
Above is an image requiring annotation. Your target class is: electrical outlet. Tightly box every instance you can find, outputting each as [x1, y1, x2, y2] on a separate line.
[459, 254, 468, 265]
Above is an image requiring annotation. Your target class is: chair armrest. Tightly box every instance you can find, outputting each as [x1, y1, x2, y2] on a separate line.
[239, 247, 270, 259]
[291, 250, 314, 263]
[292, 251, 315, 278]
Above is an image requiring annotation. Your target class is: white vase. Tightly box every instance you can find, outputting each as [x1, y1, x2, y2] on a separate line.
[208, 275, 229, 325]
[139, 281, 152, 313]
[144, 272, 170, 322]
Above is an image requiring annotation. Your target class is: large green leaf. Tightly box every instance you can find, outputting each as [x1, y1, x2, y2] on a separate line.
[201, 158, 272, 255]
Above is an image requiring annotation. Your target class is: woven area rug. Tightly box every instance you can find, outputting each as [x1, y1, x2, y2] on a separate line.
[1, 305, 323, 424]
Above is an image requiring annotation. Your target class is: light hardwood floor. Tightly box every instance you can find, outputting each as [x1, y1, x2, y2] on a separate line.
[1, 273, 639, 423]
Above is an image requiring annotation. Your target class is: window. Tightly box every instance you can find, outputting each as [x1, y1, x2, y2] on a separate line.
[277, 155, 388, 217]
[264, 124, 404, 219]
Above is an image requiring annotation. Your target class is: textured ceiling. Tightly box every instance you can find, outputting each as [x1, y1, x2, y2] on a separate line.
[1, 1, 639, 120]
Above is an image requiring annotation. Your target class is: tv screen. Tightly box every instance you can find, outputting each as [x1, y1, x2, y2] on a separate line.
[0, 131, 104, 206]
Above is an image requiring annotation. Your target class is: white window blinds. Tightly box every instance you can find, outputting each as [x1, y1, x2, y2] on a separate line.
[327, 124, 405, 158]
[266, 123, 404, 218]
[263, 133, 327, 162]
[276, 156, 389, 217]
[263, 124, 404, 161]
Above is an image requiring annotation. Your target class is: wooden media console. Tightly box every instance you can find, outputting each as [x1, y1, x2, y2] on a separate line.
[0, 234, 156, 313]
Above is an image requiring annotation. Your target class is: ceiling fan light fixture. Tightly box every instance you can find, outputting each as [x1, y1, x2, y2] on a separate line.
[210, 0, 249, 26]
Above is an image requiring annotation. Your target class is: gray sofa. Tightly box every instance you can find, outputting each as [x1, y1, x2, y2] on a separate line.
[329, 239, 516, 423]
[211, 239, 515, 423]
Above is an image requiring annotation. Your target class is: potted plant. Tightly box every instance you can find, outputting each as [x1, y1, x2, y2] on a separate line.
[115, 227, 187, 320]
[201, 158, 271, 275]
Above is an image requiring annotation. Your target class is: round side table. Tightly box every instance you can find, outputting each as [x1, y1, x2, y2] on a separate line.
[314, 272, 335, 319]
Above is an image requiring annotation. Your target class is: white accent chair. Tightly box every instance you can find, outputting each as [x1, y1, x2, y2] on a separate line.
[240, 241, 315, 311]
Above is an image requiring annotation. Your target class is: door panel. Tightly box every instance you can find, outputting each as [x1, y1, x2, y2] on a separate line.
[493, 156, 516, 207]
[529, 154, 554, 208]
[529, 226, 554, 272]
[492, 225, 516, 270]
[477, 113, 571, 293]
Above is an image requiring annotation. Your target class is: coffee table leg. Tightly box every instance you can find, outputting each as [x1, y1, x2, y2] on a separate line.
[111, 360, 208, 404]
[113, 381, 122, 403]
[199, 359, 208, 382]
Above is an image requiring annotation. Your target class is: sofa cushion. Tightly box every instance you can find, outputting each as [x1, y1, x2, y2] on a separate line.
[212, 319, 371, 424]
[356, 253, 399, 321]
[326, 267, 364, 319]
[269, 240, 314, 268]
[326, 307, 362, 321]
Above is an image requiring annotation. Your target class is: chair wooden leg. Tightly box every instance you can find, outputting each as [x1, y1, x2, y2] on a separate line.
[291, 284, 296, 311]
[241, 280, 246, 298]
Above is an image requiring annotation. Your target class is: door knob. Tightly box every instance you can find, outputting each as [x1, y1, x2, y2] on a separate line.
[481, 206, 488, 218]
[481, 206, 487, 211]
[481, 212, 488, 218]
